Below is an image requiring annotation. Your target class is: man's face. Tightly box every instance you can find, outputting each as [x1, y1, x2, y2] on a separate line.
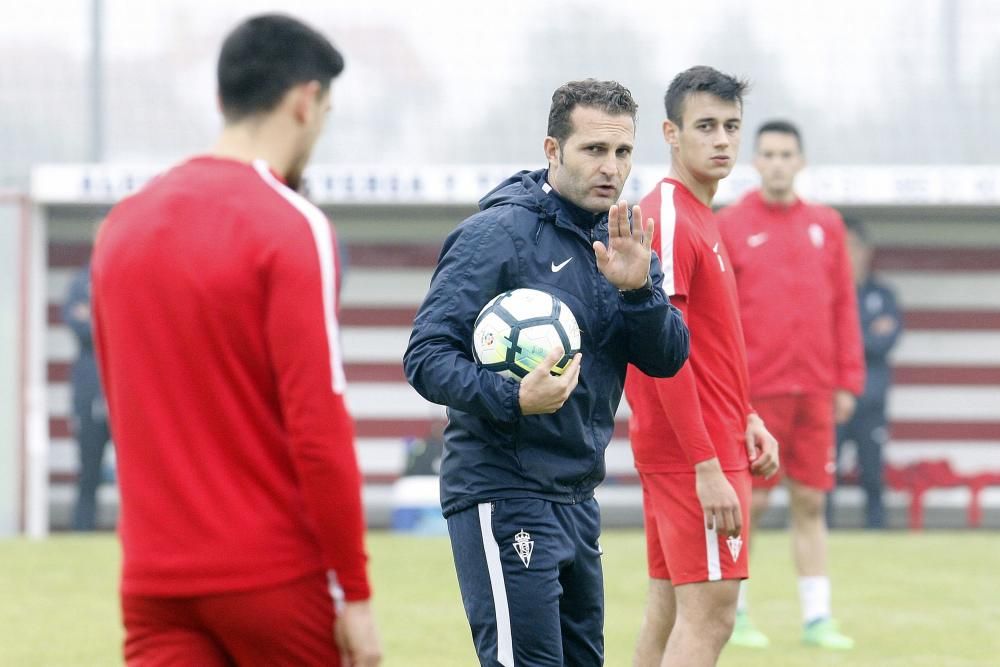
[666, 92, 742, 183]
[754, 131, 804, 195]
[288, 86, 332, 191]
[545, 106, 635, 214]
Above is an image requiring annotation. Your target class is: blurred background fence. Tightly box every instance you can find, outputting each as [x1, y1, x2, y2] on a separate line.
[2, 0, 999, 534]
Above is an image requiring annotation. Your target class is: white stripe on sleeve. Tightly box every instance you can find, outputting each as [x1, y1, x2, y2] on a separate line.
[326, 569, 346, 614]
[479, 502, 514, 667]
[253, 159, 348, 394]
[706, 519, 722, 581]
[658, 181, 678, 296]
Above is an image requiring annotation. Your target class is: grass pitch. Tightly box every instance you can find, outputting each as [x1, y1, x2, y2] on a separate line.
[1, 530, 998, 666]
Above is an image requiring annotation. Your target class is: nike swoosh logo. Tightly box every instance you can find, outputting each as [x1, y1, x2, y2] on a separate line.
[551, 257, 573, 272]
[747, 232, 768, 248]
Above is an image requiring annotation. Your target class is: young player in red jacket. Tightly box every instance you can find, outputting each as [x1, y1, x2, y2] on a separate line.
[92, 15, 381, 666]
[625, 66, 779, 667]
[717, 120, 864, 651]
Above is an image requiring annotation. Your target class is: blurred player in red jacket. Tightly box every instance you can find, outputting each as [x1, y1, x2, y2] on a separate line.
[717, 120, 864, 650]
[625, 66, 779, 667]
[92, 14, 381, 666]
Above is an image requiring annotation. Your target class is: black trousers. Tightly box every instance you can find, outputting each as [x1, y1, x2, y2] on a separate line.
[72, 396, 111, 531]
[829, 399, 888, 529]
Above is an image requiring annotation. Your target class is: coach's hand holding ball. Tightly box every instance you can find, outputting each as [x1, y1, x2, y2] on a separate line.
[518, 347, 582, 415]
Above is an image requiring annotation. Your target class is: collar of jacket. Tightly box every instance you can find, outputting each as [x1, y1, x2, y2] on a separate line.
[478, 168, 609, 244]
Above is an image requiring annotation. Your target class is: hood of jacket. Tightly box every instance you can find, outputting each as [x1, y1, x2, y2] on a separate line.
[479, 169, 605, 239]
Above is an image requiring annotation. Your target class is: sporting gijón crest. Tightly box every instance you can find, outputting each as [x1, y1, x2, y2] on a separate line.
[513, 529, 534, 567]
[726, 535, 743, 562]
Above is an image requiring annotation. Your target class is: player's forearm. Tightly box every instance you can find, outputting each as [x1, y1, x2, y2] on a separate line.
[290, 415, 372, 601]
[304, 486, 370, 601]
[653, 373, 717, 467]
[678, 435, 719, 468]
[836, 354, 866, 395]
[834, 250, 865, 393]
[694, 457, 724, 475]
[835, 316, 865, 393]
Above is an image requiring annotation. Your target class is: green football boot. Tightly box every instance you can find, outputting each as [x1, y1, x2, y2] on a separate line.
[802, 617, 855, 649]
[728, 611, 770, 648]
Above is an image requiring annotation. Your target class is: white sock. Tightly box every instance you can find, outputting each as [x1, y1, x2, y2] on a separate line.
[798, 576, 831, 624]
[737, 580, 749, 614]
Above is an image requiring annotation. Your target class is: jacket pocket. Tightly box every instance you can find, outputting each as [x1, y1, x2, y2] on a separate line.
[485, 417, 523, 472]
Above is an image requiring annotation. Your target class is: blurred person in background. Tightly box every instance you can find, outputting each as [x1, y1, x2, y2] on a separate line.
[62, 261, 111, 531]
[625, 66, 779, 667]
[828, 216, 903, 529]
[91, 14, 380, 666]
[717, 120, 864, 650]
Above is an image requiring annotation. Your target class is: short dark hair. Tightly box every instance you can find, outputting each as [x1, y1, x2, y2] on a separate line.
[842, 215, 869, 243]
[756, 119, 803, 151]
[547, 79, 638, 144]
[217, 14, 345, 123]
[664, 66, 748, 127]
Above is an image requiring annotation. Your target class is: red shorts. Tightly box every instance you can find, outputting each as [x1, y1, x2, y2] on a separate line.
[752, 393, 836, 491]
[640, 469, 751, 585]
[121, 572, 340, 666]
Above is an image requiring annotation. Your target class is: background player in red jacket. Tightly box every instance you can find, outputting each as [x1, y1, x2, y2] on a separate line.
[626, 66, 779, 667]
[91, 15, 381, 666]
[717, 120, 864, 650]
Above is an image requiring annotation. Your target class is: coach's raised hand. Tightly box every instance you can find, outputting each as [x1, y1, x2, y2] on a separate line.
[593, 202, 655, 290]
[518, 347, 582, 415]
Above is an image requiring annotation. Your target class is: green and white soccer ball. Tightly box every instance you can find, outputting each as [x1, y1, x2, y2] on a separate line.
[472, 288, 581, 381]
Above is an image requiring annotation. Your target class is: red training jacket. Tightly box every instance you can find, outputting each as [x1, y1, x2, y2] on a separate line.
[626, 178, 753, 473]
[717, 190, 864, 398]
[92, 156, 370, 601]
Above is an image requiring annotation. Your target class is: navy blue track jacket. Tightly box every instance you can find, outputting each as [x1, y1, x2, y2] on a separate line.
[857, 277, 903, 404]
[63, 265, 105, 414]
[404, 169, 689, 517]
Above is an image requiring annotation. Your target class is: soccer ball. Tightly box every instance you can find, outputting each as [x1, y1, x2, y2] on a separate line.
[472, 288, 581, 381]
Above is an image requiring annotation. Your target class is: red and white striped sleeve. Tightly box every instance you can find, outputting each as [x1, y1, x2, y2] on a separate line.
[255, 161, 370, 602]
[655, 181, 694, 299]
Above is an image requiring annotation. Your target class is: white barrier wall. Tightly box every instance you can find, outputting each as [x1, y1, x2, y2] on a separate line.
[25, 164, 1000, 530]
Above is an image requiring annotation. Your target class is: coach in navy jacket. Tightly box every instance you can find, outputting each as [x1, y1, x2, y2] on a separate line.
[406, 167, 687, 515]
[404, 79, 687, 666]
